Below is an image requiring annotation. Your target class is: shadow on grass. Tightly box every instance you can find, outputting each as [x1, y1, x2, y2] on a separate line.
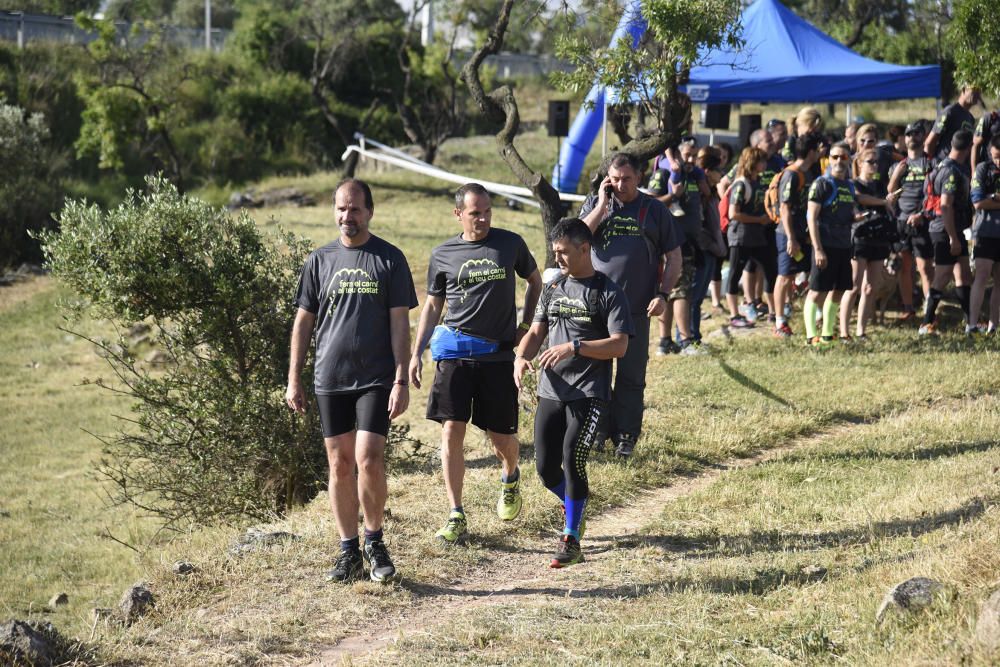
[715, 357, 794, 408]
[401, 564, 830, 601]
[607, 495, 995, 559]
[773, 438, 1000, 466]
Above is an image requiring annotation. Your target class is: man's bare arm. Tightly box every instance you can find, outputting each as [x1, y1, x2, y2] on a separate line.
[408, 295, 445, 389]
[285, 308, 316, 413]
[387, 306, 411, 420]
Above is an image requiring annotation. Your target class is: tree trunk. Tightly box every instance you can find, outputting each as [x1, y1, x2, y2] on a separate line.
[459, 0, 565, 267]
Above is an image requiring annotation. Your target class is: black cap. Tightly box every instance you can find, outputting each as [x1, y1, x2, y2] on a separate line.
[766, 118, 786, 129]
[904, 122, 924, 136]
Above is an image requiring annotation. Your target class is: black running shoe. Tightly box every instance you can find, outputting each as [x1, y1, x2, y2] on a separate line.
[614, 432, 637, 458]
[363, 539, 397, 583]
[326, 548, 363, 583]
[550, 534, 584, 568]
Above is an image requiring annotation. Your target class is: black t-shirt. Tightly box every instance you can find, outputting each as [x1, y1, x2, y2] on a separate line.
[427, 227, 537, 361]
[853, 179, 891, 249]
[579, 193, 682, 315]
[896, 156, 932, 220]
[933, 103, 976, 161]
[808, 177, 856, 249]
[929, 158, 971, 235]
[778, 167, 811, 243]
[533, 273, 634, 402]
[727, 177, 768, 247]
[972, 161, 1000, 238]
[294, 235, 418, 394]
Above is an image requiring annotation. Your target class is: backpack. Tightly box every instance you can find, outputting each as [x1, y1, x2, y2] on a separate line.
[764, 167, 804, 224]
[718, 177, 750, 233]
[814, 175, 856, 209]
[922, 162, 946, 220]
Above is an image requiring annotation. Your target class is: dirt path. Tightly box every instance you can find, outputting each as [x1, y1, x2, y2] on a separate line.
[304, 426, 854, 666]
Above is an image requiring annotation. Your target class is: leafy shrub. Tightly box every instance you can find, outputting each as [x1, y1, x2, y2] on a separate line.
[40, 177, 325, 526]
[0, 102, 60, 269]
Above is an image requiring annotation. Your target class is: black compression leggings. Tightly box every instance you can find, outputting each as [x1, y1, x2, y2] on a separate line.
[726, 244, 777, 295]
[534, 397, 605, 501]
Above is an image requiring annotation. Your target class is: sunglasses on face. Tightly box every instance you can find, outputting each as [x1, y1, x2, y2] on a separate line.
[860, 139, 876, 145]
[830, 154, 849, 160]
[863, 159, 877, 165]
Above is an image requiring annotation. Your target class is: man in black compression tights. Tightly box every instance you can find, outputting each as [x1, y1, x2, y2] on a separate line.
[514, 219, 633, 568]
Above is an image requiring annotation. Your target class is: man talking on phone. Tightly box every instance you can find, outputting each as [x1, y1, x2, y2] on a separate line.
[579, 152, 682, 458]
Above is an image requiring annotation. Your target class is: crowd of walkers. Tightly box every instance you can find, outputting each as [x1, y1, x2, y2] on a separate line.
[643, 87, 1000, 351]
[282, 88, 1000, 582]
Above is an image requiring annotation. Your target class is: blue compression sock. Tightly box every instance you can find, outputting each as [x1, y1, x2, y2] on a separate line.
[564, 496, 587, 539]
[340, 536, 360, 552]
[547, 479, 566, 502]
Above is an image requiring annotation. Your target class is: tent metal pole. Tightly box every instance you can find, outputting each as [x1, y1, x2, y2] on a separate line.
[601, 92, 608, 157]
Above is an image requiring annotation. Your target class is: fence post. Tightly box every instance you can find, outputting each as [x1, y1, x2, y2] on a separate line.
[17, 12, 24, 49]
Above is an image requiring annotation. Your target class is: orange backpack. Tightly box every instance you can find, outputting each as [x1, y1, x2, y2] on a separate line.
[764, 167, 804, 224]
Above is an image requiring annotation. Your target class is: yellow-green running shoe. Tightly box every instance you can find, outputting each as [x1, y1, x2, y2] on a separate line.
[435, 511, 467, 545]
[496, 479, 523, 521]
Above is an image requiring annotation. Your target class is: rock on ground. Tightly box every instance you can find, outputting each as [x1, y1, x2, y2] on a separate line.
[229, 528, 300, 556]
[875, 577, 946, 625]
[120, 582, 155, 626]
[0, 619, 65, 666]
[976, 589, 1000, 651]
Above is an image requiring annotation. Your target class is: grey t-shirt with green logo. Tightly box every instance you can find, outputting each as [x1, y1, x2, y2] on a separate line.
[533, 272, 634, 402]
[294, 235, 418, 395]
[427, 227, 537, 361]
[929, 158, 971, 235]
[578, 193, 682, 315]
[808, 176, 857, 249]
[972, 161, 1000, 239]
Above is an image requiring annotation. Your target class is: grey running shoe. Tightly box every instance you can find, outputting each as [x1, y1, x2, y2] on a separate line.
[363, 540, 397, 583]
[326, 548, 363, 583]
[550, 534, 584, 568]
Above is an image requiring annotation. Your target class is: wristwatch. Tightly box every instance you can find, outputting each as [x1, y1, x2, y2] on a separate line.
[572, 339, 581, 356]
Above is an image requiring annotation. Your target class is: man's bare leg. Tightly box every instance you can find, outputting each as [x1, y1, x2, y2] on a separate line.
[441, 420, 467, 510]
[355, 430, 387, 532]
[325, 432, 360, 539]
[488, 431, 520, 479]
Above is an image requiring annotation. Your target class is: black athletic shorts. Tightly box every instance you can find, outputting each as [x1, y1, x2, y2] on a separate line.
[427, 359, 518, 434]
[316, 386, 390, 438]
[974, 236, 1000, 262]
[809, 246, 853, 292]
[930, 232, 969, 266]
[853, 243, 890, 261]
[898, 219, 934, 259]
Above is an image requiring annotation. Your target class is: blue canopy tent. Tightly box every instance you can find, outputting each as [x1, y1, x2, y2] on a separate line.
[553, 0, 942, 192]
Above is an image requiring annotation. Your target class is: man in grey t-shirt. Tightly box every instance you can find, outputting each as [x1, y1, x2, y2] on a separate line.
[286, 179, 417, 584]
[410, 183, 542, 545]
[579, 152, 682, 458]
[515, 218, 632, 568]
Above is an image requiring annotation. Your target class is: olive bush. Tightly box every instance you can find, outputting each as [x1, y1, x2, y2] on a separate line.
[0, 102, 59, 270]
[40, 177, 325, 527]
